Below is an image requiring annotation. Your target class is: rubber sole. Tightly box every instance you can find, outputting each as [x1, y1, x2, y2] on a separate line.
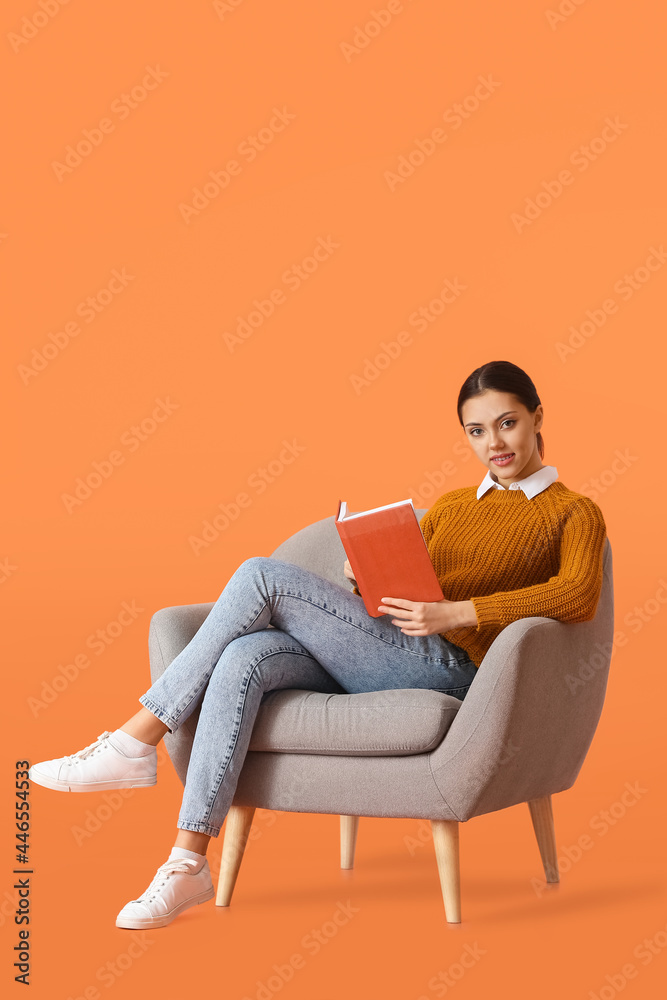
[28, 769, 157, 792]
[115, 886, 215, 929]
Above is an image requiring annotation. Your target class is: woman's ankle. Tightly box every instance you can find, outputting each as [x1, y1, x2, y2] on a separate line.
[174, 830, 211, 855]
[120, 707, 169, 746]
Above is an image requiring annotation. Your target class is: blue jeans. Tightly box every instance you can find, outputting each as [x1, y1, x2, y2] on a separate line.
[139, 556, 478, 837]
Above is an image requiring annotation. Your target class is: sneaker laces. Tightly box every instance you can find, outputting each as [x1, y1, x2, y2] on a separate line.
[65, 731, 113, 764]
[140, 858, 200, 902]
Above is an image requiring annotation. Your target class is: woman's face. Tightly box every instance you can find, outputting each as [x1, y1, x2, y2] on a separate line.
[460, 390, 544, 486]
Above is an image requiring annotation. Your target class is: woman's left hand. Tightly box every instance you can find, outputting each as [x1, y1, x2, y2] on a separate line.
[377, 596, 464, 636]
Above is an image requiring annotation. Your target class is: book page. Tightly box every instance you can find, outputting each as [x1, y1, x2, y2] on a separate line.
[337, 497, 414, 520]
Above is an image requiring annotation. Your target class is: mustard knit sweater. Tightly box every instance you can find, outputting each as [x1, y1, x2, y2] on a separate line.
[355, 481, 607, 669]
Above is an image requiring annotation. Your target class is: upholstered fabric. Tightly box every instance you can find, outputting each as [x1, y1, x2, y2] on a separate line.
[148, 510, 614, 823]
[247, 688, 463, 756]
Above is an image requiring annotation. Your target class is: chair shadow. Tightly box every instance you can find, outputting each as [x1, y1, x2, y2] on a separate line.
[472, 876, 663, 925]
[212, 850, 662, 921]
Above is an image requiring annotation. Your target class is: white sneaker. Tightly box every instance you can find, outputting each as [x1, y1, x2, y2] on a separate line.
[116, 857, 215, 929]
[29, 731, 157, 792]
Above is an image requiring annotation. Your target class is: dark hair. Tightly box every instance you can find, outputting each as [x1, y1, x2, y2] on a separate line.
[457, 360, 544, 459]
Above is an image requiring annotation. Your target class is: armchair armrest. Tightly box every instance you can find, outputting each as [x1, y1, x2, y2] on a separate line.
[428, 613, 613, 821]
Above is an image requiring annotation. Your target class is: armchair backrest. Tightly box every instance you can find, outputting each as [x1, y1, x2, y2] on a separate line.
[270, 513, 354, 584]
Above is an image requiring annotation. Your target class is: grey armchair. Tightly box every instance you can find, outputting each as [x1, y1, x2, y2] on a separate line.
[148, 511, 614, 923]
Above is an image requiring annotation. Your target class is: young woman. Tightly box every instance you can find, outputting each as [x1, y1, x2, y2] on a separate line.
[30, 359, 607, 929]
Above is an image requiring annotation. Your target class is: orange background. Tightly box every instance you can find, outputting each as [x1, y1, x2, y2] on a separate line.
[3, 1, 666, 997]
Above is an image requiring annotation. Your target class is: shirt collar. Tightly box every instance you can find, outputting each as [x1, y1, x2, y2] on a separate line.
[477, 464, 559, 500]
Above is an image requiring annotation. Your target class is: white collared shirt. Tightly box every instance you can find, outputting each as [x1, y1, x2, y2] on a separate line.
[476, 464, 559, 500]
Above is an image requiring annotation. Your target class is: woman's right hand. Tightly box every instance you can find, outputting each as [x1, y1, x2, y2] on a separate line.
[343, 559, 358, 588]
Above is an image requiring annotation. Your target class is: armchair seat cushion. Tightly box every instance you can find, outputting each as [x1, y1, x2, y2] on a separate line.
[247, 688, 463, 756]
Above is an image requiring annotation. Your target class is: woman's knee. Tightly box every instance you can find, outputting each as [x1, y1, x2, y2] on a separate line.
[207, 631, 305, 690]
[230, 555, 275, 584]
[240, 555, 273, 571]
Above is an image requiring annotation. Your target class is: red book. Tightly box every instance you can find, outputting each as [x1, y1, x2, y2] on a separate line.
[335, 498, 444, 618]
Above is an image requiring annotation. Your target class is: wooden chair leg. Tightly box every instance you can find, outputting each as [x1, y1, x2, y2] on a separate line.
[527, 795, 559, 883]
[216, 804, 256, 906]
[340, 815, 359, 869]
[430, 819, 461, 923]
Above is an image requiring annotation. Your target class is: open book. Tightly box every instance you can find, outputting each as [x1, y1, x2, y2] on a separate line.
[335, 498, 444, 618]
